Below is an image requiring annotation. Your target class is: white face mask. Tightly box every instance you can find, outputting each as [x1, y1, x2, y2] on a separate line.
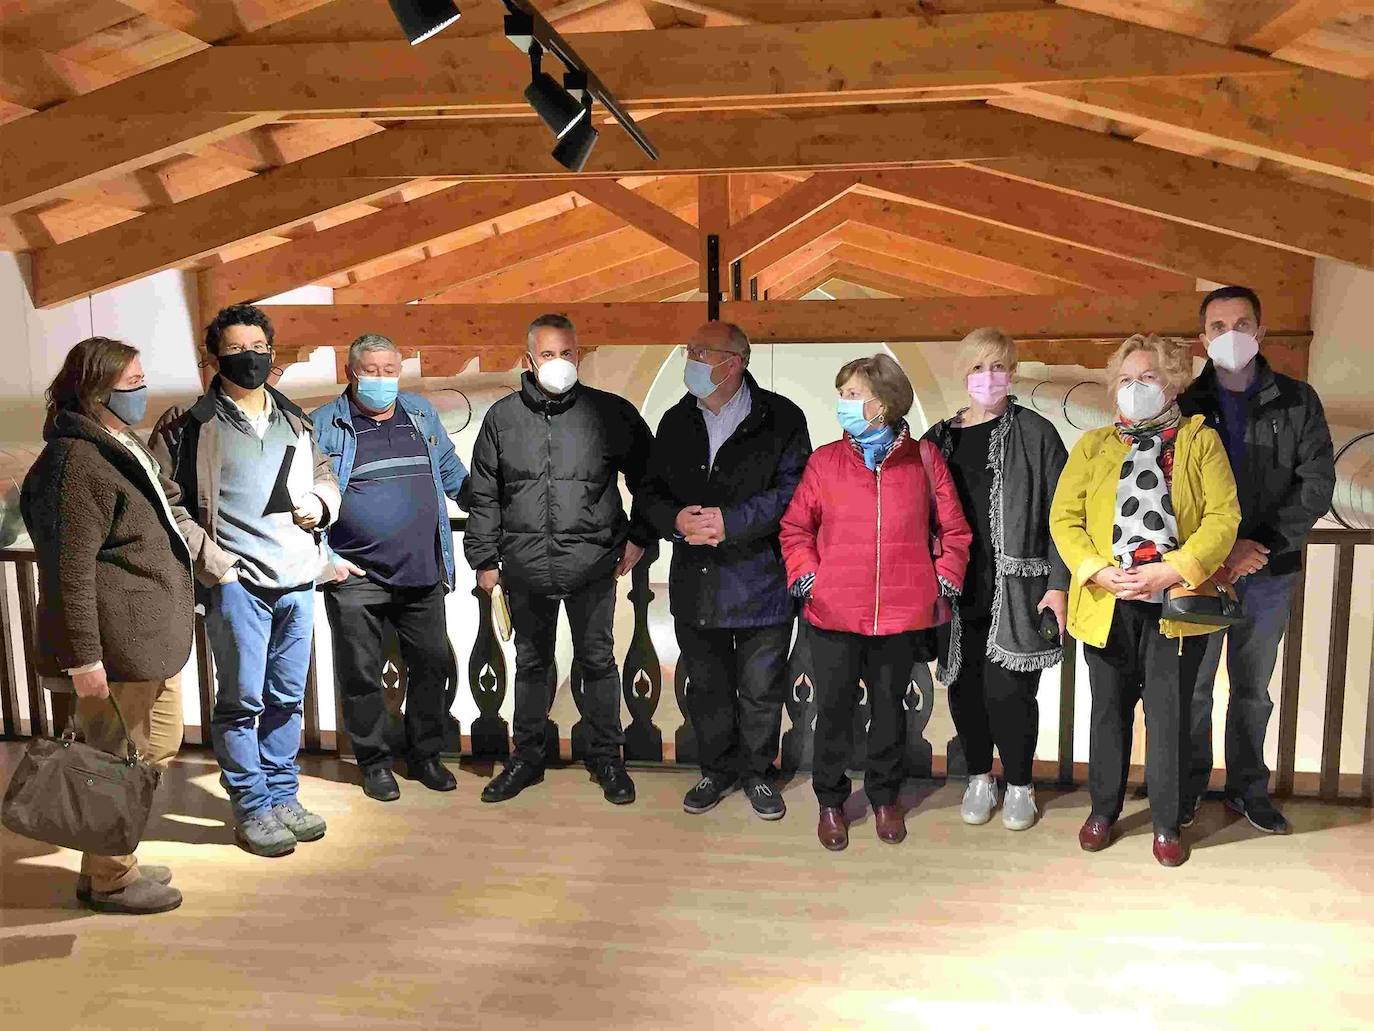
[1117, 380, 1168, 423]
[1207, 329, 1259, 372]
[532, 356, 578, 395]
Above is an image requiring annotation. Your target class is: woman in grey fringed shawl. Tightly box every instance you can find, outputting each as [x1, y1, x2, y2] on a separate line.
[922, 328, 1069, 832]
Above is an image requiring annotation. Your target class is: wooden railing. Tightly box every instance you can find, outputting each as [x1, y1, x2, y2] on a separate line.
[4, 527, 1372, 804]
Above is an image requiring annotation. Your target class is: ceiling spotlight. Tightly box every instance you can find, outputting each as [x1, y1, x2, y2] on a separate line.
[523, 44, 585, 139]
[552, 92, 598, 172]
[388, 0, 462, 45]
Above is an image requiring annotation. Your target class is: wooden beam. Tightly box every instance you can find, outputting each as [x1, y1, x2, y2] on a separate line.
[1019, 72, 1374, 183]
[737, 202, 852, 287]
[698, 174, 729, 293]
[968, 137, 1374, 267]
[829, 260, 968, 298]
[834, 221, 1083, 295]
[3, 8, 1290, 205]
[770, 252, 850, 300]
[0, 111, 272, 215]
[337, 178, 696, 303]
[721, 173, 857, 263]
[199, 181, 574, 310]
[260, 292, 1310, 354]
[586, 268, 701, 303]
[279, 107, 1130, 181]
[116, 0, 345, 44]
[1235, 0, 1372, 54]
[32, 176, 410, 307]
[830, 243, 1018, 296]
[519, 248, 694, 303]
[857, 169, 1315, 292]
[571, 179, 698, 257]
[756, 232, 848, 295]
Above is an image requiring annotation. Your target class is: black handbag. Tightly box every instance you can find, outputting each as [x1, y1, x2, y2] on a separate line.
[1, 694, 161, 856]
[1161, 575, 1249, 628]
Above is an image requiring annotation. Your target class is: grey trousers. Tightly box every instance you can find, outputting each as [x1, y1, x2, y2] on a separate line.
[1186, 572, 1299, 806]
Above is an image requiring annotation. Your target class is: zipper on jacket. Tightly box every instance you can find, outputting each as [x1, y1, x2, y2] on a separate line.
[873, 464, 883, 634]
[1271, 418, 1279, 468]
[544, 408, 554, 583]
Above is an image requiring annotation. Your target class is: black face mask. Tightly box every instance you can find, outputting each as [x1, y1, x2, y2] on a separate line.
[218, 350, 273, 390]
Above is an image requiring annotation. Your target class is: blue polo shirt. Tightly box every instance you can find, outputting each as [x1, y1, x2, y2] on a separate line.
[329, 397, 441, 588]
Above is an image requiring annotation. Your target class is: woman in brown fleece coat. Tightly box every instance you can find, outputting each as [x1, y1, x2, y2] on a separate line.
[20, 336, 195, 916]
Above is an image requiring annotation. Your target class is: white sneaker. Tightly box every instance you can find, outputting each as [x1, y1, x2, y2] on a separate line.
[960, 774, 998, 825]
[1002, 784, 1038, 831]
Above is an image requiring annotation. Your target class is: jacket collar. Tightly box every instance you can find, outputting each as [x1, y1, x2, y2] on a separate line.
[845, 420, 910, 468]
[1185, 354, 1280, 412]
[326, 388, 421, 429]
[518, 371, 580, 414]
[190, 376, 306, 425]
[678, 370, 768, 433]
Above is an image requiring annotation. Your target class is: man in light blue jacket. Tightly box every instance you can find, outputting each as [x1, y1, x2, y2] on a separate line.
[311, 333, 469, 802]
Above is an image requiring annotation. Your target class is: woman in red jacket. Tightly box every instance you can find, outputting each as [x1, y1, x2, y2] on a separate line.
[781, 354, 971, 851]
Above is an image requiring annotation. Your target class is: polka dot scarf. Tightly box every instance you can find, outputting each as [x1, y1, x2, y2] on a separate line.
[1112, 403, 1182, 585]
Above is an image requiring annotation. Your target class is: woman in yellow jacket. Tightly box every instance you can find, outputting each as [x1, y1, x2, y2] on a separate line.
[1051, 334, 1239, 868]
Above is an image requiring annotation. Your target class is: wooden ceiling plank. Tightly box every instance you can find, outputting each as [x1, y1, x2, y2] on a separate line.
[832, 224, 1054, 294]
[737, 202, 852, 286]
[1236, 0, 1373, 53]
[31, 174, 410, 306]
[518, 247, 693, 302]
[698, 174, 730, 291]
[571, 178, 698, 256]
[829, 259, 968, 297]
[721, 173, 858, 263]
[857, 168, 1316, 292]
[199, 180, 575, 311]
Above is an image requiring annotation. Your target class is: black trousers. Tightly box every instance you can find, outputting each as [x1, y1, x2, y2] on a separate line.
[323, 577, 450, 770]
[808, 623, 921, 808]
[675, 620, 791, 782]
[1083, 601, 1206, 835]
[947, 616, 1040, 785]
[508, 576, 624, 768]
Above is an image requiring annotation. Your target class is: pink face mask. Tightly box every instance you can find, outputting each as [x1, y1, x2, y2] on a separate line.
[967, 369, 1012, 407]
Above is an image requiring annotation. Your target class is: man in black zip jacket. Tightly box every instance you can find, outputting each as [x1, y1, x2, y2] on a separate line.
[638, 322, 811, 820]
[1180, 286, 1335, 834]
[464, 314, 655, 805]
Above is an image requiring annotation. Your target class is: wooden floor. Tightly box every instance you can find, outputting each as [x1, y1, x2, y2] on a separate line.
[2, 744, 1372, 1029]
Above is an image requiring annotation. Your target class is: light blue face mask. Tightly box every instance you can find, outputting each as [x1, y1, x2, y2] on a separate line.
[836, 397, 886, 441]
[104, 385, 148, 426]
[684, 355, 731, 400]
[354, 376, 400, 412]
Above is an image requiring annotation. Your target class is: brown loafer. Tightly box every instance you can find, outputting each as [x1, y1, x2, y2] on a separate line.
[1078, 815, 1115, 852]
[1152, 833, 1188, 868]
[874, 804, 907, 844]
[817, 806, 849, 851]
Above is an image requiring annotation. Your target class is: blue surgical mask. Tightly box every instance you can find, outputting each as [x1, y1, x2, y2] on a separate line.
[684, 357, 727, 400]
[836, 397, 885, 441]
[104, 385, 148, 426]
[354, 376, 400, 412]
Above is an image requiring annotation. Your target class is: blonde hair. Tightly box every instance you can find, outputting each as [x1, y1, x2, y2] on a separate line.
[1105, 334, 1194, 393]
[835, 353, 914, 428]
[955, 326, 1018, 379]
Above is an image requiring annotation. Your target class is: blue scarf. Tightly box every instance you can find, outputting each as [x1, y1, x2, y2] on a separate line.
[851, 423, 896, 470]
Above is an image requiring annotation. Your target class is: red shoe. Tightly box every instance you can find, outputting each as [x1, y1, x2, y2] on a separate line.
[874, 804, 906, 844]
[1078, 815, 1114, 852]
[1152, 833, 1188, 867]
[817, 806, 849, 851]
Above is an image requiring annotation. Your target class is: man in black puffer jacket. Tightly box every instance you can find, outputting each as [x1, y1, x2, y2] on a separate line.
[465, 314, 654, 806]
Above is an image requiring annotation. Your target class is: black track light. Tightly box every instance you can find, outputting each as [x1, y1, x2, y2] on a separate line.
[552, 92, 598, 172]
[523, 44, 585, 139]
[388, 0, 462, 45]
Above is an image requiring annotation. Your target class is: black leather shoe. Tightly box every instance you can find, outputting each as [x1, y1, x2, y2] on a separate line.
[412, 756, 457, 792]
[593, 759, 636, 805]
[482, 758, 543, 803]
[363, 765, 400, 802]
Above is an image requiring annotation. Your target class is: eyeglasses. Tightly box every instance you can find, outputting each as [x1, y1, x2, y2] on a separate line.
[221, 344, 272, 356]
[684, 346, 741, 362]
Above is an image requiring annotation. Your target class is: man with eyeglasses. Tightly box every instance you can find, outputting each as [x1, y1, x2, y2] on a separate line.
[150, 304, 341, 858]
[638, 322, 811, 820]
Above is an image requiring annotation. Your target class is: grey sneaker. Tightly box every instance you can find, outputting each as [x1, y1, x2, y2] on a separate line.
[77, 864, 171, 904]
[960, 774, 998, 825]
[86, 875, 183, 915]
[1002, 784, 1038, 831]
[235, 809, 297, 857]
[271, 800, 327, 842]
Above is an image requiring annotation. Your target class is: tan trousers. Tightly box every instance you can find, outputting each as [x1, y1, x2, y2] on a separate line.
[76, 675, 184, 891]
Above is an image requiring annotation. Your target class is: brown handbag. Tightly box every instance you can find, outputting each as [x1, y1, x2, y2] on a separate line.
[1162, 575, 1248, 628]
[1, 694, 161, 856]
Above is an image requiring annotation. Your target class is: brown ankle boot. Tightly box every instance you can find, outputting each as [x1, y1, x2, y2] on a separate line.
[874, 804, 907, 844]
[817, 806, 848, 851]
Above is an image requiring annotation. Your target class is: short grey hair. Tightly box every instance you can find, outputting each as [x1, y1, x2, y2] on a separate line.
[527, 313, 576, 351]
[348, 333, 402, 369]
[720, 322, 751, 366]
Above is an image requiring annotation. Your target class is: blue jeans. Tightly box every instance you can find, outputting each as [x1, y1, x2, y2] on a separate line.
[205, 580, 315, 820]
[1187, 572, 1299, 805]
